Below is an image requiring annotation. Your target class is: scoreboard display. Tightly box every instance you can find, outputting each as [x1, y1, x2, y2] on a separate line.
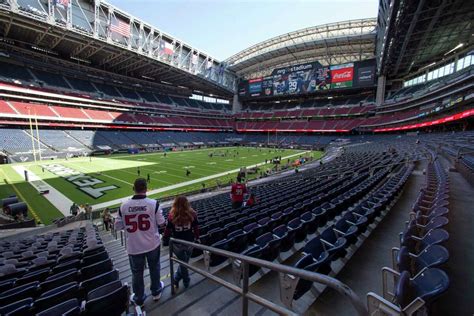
[240, 59, 375, 98]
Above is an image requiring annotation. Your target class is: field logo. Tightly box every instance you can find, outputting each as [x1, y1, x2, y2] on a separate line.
[42, 164, 118, 199]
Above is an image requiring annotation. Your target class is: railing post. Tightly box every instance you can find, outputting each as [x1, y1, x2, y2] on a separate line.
[170, 239, 176, 295]
[242, 261, 249, 316]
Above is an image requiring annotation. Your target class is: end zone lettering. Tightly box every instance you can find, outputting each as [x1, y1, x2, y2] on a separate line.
[42, 164, 118, 199]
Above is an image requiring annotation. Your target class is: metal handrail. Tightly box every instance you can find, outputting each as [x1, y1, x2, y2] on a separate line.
[169, 238, 368, 316]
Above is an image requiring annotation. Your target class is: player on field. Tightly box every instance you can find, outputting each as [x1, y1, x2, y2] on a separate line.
[231, 177, 247, 209]
[115, 178, 166, 306]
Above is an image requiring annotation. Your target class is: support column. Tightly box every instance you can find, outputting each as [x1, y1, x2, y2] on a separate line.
[232, 94, 242, 113]
[375, 75, 386, 106]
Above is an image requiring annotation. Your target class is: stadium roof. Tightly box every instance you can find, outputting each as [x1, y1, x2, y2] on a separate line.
[225, 18, 377, 79]
[0, 0, 236, 98]
[376, 0, 474, 79]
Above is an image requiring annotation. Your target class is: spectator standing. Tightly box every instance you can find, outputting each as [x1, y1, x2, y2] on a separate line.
[231, 177, 247, 209]
[115, 178, 166, 306]
[84, 203, 92, 220]
[70, 202, 79, 216]
[163, 196, 199, 289]
[102, 208, 112, 231]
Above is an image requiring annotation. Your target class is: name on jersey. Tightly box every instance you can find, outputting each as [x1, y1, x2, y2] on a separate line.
[41, 164, 118, 199]
[128, 206, 147, 213]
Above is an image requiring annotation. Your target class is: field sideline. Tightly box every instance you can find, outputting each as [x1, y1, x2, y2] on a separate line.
[0, 147, 321, 224]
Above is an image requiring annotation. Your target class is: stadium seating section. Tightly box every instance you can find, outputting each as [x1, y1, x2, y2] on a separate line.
[0, 60, 472, 135]
[0, 224, 132, 315]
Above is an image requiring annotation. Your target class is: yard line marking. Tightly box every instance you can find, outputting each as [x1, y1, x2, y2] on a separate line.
[64, 162, 133, 186]
[91, 151, 310, 210]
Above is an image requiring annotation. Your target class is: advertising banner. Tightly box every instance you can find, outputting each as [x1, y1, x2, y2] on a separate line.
[356, 66, 375, 87]
[330, 63, 354, 89]
[248, 77, 263, 97]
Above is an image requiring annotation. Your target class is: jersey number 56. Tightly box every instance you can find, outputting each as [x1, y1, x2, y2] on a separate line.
[124, 214, 151, 233]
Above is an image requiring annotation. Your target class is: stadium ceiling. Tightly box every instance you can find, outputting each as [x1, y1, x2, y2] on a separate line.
[225, 18, 377, 80]
[376, 0, 474, 79]
[0, 0, 236, 98]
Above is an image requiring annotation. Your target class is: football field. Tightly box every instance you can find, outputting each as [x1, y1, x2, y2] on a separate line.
[0, 147, 321, 224]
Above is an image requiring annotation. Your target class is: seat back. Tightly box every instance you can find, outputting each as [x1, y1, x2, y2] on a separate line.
[35, 298, 80, 316]
[85, 281, 128, 316]
[395, 271, 413, 309]
[79, 269, 120, 299]
[0, 297, 33, 316]
[80, 258, 113, 281]
[0, 281, 39, 306]
[40, 269, 78, 293]
[34, 281, 79, 312]
[82, 251, 108, 267]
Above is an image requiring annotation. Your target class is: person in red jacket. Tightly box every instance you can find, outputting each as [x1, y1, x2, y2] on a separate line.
[231, 177, 247, 209]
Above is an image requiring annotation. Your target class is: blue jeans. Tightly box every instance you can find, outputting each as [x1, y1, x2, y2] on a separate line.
[173, 244, 192, 286]
[129, 246, 162, 304]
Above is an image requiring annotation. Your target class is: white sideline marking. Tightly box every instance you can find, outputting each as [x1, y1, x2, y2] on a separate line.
[91, 151, 309, 210]
[12, 166, 73, 217]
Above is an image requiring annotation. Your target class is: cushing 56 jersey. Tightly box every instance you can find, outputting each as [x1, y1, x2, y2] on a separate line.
[115, 195, 166, 255]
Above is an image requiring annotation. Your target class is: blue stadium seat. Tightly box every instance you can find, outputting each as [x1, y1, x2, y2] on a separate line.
[35, 298, 80, 316]
[79, 269, 119, 299]
[0, 281, 39, 306]
[84, 281, 129, 315]
[0, 297, 33, 316]
[395, 269, 449, 310]
[33, 281, 79, 312]
[273, 225, 296, 252]
[255, 232, 281, 262]
[39, 268, 78, 293]
[288, 218, 307, 243]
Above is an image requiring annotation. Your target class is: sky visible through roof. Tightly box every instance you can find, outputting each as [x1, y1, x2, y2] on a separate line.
[108, 0, 379, 61]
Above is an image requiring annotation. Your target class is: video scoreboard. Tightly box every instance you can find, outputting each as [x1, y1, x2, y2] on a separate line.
[238, 59, 376, 98]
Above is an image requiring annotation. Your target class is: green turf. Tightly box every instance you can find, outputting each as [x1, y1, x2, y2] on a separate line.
[0, 167, 63, 225]
[0, 147, 321, 224]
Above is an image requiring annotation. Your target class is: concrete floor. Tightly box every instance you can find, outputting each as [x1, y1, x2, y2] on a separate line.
[432, 157, 474, 315]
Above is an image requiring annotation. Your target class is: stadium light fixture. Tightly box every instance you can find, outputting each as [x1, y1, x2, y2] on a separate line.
[444, 43, 464, 56]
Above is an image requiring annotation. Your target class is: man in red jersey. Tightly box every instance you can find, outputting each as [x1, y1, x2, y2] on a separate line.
[231, 177, 247, 209]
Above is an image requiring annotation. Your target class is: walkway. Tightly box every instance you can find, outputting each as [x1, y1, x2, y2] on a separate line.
[433, 156, 474, 315]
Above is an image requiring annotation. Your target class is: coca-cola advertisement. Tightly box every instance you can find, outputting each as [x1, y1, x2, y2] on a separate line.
[330, 63, 354, 89]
